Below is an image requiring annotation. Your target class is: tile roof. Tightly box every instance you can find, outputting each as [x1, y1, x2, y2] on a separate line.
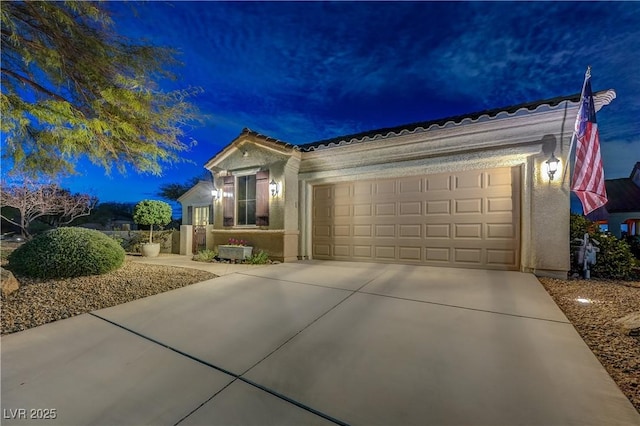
[603, 178, 640, 213]
[298, 92, 589, 152]
[587, 165, 640, 220]
[240, 128, 299, 151]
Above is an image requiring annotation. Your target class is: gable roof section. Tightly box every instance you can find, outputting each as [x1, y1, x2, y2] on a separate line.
[204, 128, 298, 170]
[602, 172, 640, 213]
[177, 180, 213, 203]
[298, 91, 615, 152]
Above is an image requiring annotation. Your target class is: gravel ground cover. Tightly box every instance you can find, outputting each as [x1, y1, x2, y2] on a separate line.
[539, 277, 640, 413]
[1, 258, 216, 335]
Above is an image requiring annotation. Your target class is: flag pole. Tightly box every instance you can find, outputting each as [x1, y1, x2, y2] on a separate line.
[562, 66, 591, 185]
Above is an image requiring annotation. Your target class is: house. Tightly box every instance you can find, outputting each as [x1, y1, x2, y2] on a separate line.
[587, 162, 640, 237]
[180, 90, 616, 278]
[177, 180, 215, 253]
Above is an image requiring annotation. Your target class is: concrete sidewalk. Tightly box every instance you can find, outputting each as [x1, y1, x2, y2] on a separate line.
[2, 261, 639, 425]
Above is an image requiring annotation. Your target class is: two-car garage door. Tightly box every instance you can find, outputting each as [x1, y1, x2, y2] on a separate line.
[312, 167, 520, 270]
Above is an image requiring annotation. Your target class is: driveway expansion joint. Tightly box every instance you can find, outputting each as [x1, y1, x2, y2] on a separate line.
[357, 290, 571, 324]
[236, 271, 355, 292]
[88, 312, 350, 426]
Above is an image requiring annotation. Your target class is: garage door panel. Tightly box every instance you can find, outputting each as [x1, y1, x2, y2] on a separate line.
[425, 247, 451, 261]
[375, 225, 396, 237]
[426, 224, 450, 238]
[454, 223, 483, 239]
[375, 246, 396, 259]
[353, 225, 372, 237]
[375, 203, 396, 216]
[399, 224, 422, 238]
[487, 169, 512, 187]
[314, 244, 331, 257]
[487, 197, 514, 213]
[426, 175, 451, 191]
[354, 204, 372, 217]
[312, 167, 520, 270]
[314, 225, 331, 237]
[399, 246, 422, 260]
[399, 178, 423, 193]
[426, 200, 451, 215]
[334, 225, 350, 237]
[454, 172, 483, 190]
[353, 245, 373, 258]
[454, 248, 483, 264]
[333, 185, 351, 199]
[487, 249, 516, 266]
[454, 198, 483, 214]
[354, 182, 373, 196]
[375, 181, 396, 194]
[399, 202, 422, 216]
[487, 223, 515, 238]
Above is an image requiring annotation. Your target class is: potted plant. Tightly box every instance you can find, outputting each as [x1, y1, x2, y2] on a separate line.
[218, 238, 253, 261]
[133, 200, 172, 257]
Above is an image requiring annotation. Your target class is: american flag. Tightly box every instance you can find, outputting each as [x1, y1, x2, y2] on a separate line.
[571, 68, 608, 215]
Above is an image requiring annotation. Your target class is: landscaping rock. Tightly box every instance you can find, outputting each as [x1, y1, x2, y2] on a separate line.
[615, 311, 640, 336]
[0, 267, 19, 297]
[1, 260, 216, 335]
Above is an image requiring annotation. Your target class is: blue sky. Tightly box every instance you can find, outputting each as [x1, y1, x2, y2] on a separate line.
[53, 1, 639, 208]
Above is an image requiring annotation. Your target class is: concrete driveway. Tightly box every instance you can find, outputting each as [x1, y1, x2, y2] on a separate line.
[2, 261, 639, 425]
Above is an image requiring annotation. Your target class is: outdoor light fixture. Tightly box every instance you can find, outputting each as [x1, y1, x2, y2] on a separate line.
[269, 179, 280, 197]
[546, 153, 560, 180]
[211, 188, 222, 200]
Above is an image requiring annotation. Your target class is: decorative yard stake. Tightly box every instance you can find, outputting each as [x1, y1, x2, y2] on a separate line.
[574, 233, 600, 279]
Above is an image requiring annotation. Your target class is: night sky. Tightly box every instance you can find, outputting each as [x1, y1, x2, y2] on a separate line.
[54, 1, 640, 209]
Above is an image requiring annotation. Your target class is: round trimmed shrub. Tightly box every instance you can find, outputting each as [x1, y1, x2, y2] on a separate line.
[8, 227, 125, 279]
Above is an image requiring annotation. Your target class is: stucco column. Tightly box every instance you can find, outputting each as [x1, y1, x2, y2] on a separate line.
[528, 147, 571, 277]
[180, 225, 193, 255]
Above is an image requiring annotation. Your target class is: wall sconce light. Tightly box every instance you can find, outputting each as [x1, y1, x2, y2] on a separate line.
[545, 153, 560, 180]
[269, 179, 280, 197]
[211, 188, 222, 200]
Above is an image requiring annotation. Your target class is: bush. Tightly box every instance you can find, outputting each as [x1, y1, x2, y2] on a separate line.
[118, 230, 173, 253]
[8, 227, 125, 278]
[590, 233, 637, 280]
[192, 249, 217, 262]
[570, 214, 637, 280]
[247, 250, 270, 264]
[625, 235, 640, 260]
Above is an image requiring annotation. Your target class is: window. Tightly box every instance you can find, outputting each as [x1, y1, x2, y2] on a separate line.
[237, 175, 257, 225]
[193, 206, 210, 226]
[222, 170, 269, 227]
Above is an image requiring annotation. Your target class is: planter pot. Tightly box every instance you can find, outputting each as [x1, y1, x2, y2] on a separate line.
[141, 243, 161, 257]
[218, 245, 253, 261]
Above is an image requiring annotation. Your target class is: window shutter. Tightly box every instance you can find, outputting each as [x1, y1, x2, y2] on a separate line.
[208, 205, 213, 225]
[256, 170, 269, 226]
[223, 176, 234, 227]
[187, 206, 193, 225]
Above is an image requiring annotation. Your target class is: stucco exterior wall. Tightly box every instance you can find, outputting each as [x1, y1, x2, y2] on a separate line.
[297, 103, 581, 276]
[206, 133, 301, 261]
[177, 181, 214, 225]
[201, 91, 615, 273]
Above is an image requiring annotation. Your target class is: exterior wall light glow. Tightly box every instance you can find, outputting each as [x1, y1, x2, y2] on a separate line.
[546, 153, 560, 180]
[269, 179, 280, 197]
[211, 188, 222, 200]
